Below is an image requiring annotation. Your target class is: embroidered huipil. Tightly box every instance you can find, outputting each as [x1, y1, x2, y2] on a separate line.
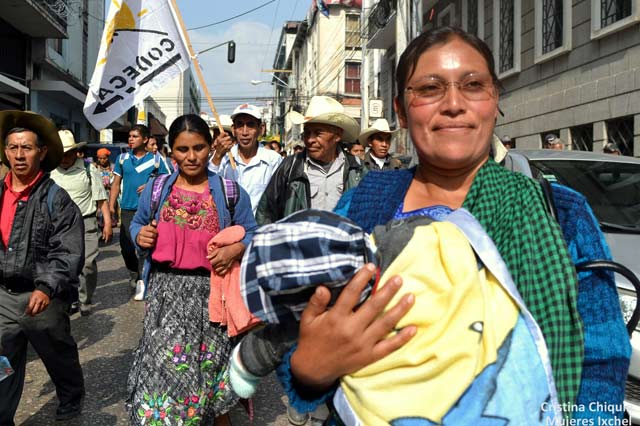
[152, 186, 220, 270]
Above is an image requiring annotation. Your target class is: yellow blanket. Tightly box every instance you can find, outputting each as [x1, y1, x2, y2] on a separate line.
[340, 222, 519, 425]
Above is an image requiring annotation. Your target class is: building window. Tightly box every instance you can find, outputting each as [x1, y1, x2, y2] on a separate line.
[462, 0, 484, 38]
[601, 0, 632, 27]
[606, 116, 634, 156]
[49, 38, 63, 55]
[345, 14, 360, 50]
[535, 0, 571, 63]
[542, 0, 562, 53]
[499, 1, 514, 71]
[493, 0, 521, 78]
[468, 0, 478, 35]
[345, 62, 361, 94]
[570, 124, 594, 151]
[437, 4, 456, 27]
[591, 0, 639, 39]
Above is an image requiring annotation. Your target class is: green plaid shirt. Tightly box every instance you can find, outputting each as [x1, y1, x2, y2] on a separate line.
[463, 159, 584, 411]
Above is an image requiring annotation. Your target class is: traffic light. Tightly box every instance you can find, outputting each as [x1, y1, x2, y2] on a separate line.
[227, 41, 236, 64]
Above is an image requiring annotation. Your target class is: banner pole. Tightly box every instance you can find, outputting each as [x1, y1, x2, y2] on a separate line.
[168, 0, 237, 170]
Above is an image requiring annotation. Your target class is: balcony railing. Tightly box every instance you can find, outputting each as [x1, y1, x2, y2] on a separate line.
[35, 0, 68, 30]
[367, 0, 397, 41]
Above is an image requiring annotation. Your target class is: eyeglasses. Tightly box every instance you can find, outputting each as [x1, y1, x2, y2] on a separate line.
[405, 73, 497, 106]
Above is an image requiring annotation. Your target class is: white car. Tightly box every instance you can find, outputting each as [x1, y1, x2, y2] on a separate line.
[507, 149, 640, 423]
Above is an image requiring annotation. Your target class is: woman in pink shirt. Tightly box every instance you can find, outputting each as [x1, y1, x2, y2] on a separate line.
[127, 114, 258, 426]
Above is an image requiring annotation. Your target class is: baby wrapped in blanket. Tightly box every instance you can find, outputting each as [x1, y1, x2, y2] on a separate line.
[233, 209, 562, 425]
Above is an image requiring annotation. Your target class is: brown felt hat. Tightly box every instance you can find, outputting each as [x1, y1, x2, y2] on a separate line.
[0, 110, 63, 171]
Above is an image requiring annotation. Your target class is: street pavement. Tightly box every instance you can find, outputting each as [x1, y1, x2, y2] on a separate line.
[14, 229, 297, 426]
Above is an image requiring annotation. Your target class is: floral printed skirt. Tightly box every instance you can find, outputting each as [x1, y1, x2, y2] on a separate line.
[127, 269, 238, 425]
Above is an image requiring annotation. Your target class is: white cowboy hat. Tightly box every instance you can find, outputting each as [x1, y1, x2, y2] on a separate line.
[219, 114, 233, 132]
[357, 118, 398, 146]
[212, 114, 234, 133]
[288, 96, 360, 142]
[58, 130, 87, 153]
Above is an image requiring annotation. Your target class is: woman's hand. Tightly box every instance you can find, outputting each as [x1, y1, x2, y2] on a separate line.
[290, 264, 416, 391]
[136, 220, 158, 249]
[208, 242, 244, 276]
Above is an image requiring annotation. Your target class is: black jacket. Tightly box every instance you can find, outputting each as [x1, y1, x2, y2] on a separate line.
[362, 151, 405, 171]
[0, 174, 84, 299]
[255, 150, 367, 225]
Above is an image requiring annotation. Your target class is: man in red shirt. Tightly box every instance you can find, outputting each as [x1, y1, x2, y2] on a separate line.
[0, 111, 85, 424]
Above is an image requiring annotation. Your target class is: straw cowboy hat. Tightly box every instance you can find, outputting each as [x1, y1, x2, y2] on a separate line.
[288, 96, 360, 142]
[58, 129, 87, 153]
[0, 110, 63, 171]
[357, 118, 398, 146]
[218, 114, 233, 132]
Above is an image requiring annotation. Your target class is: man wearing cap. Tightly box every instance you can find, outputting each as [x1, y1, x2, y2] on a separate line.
[544, 134, 564, 150]
[501, 135, 514, 150]
[603, 142, 621, 155]
[256, 95, 367, 225]
[209, 104, 282, 214]
[270, 140, 282, 154]
[109, 124, 170, 300]
[0, 111, 85, 423]
[358, 118, 404, 171]
[51, 130, 112, 316]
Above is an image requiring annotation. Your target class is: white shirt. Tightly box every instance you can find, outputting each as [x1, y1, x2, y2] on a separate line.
[369, 152, 386, 169]
[208, 145, 282, 214]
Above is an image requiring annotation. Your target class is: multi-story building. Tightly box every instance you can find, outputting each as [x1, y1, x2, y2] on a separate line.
[0, 0, 67, 111]
[272, 21, 303, 142]
[149, 70, 201, 131]
[364, 0, 640, 157]
[482, 0, 640, 156]
[0, 0, 105, 140]
[272, 0, 364, 149]
[362, 0, 421, 159]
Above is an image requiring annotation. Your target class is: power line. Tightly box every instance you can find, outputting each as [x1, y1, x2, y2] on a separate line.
[259, 0, 282, 73]
[187, 0, 277, 31]
[289, 0, 301, 21]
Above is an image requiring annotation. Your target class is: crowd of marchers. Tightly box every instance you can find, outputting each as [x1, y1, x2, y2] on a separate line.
[0, 26, 633, 426]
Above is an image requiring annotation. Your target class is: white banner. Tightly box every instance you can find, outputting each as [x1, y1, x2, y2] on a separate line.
[83, 0, 190, 130]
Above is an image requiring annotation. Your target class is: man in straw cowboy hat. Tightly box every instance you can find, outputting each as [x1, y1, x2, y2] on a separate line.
[256, 95, 367, 225]
[255, 95, 367, 424]
[0, 111, 85, 423]
[358, 118, 405, 171]
[211, 113, 234, 142]
[51, 129, 112, 316]
[209, 103, 282, 214]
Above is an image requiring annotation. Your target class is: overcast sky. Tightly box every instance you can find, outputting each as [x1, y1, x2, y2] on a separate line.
[102, 0, 308, 115]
